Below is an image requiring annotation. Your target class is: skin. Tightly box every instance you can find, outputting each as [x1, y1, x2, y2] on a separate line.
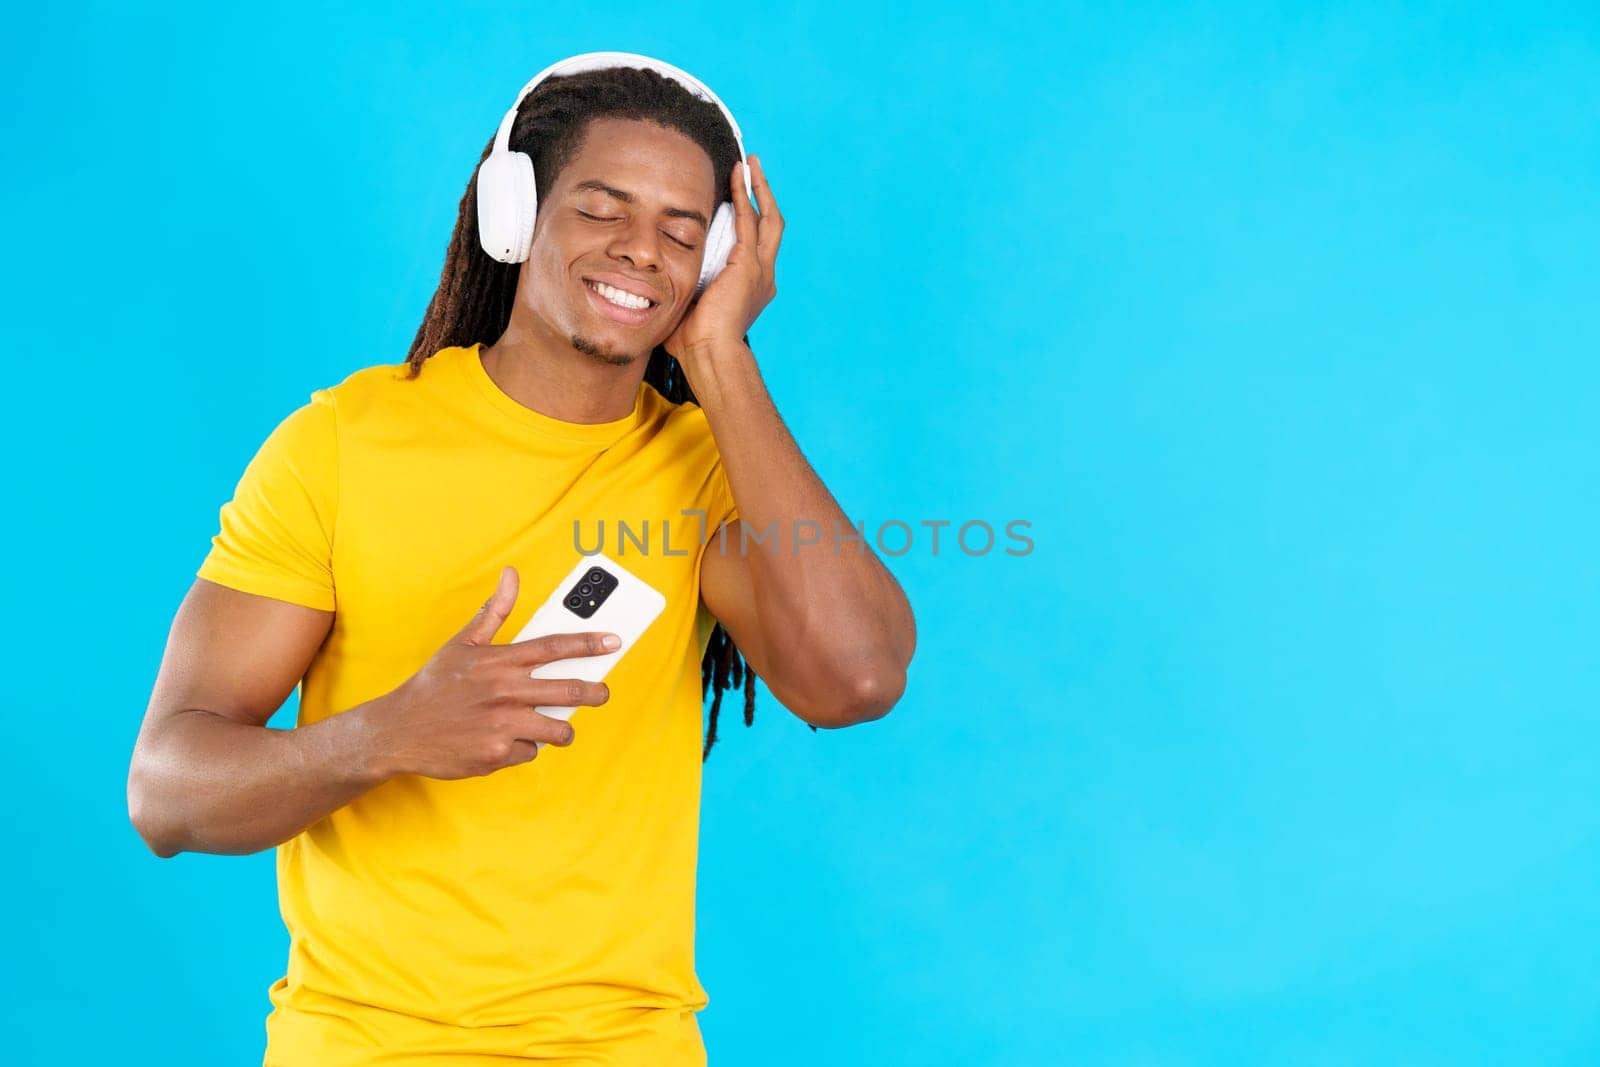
[127, 115, 916, 860]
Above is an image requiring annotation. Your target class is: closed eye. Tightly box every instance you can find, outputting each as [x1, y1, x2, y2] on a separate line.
[578, 210, 697, 250]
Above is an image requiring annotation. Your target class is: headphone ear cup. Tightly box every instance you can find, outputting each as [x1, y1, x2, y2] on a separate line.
[697, 202, 737, 293]
[476, 151, 538, 263]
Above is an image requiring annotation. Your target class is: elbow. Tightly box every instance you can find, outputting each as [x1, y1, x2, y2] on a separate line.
[838, 610, 916, 725]
[843, 665, 905, 724]
[126, 762, 183, 859]
[129, 806, 182, 860]
[806, 663, 904, 728]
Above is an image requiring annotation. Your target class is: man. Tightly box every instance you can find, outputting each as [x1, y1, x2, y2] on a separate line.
[127, 59, 915, 1064]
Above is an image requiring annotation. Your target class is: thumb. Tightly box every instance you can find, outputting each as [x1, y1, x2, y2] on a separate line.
[456, 565, 518, 646]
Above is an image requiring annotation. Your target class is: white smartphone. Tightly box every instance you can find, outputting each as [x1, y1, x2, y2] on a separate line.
[511, 551, 667, 750]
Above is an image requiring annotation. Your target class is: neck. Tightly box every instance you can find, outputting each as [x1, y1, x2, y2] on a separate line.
[479, 313, 647, 424]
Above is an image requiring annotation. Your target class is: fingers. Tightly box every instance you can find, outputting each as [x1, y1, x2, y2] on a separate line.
[496, 629, 621, 666]
[493, 697, 597, 769]
[729, 160, 758, 257]
[480, 704, 591, 774]
[516, 677, 610, 710]
[456, 565, 519, 646]
[508, 709, 580, 747]
[501, 738, 543, 766]
[749, 154, 784, 271]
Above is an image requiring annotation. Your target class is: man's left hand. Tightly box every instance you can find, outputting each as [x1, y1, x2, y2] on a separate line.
[664, 154, 784, 365]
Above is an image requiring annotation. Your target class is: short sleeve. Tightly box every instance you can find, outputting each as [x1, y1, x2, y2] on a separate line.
[196, 388, 338, 612]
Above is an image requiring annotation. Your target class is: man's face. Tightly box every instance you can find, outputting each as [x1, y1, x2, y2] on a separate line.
[518, 116, 719, 366]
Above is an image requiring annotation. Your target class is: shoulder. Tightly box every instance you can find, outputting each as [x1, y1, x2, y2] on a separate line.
[318, 358, 427, 416]
[303, 349, 472, 438]
[640, 388, 725, 462]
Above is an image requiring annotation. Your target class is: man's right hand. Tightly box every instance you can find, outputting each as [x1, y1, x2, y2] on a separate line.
[361, 565, 619, 781]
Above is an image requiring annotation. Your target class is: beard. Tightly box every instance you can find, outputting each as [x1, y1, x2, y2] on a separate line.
[570, 331, 641, 367]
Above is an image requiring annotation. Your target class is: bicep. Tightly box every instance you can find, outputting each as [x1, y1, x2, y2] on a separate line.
[141, 578, 335, 734]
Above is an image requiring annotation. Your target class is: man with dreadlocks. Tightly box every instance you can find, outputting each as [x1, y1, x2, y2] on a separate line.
[128, 60, 914, 1066]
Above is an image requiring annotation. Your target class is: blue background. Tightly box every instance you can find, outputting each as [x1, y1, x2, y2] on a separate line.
[5, 2, 1598, 1063]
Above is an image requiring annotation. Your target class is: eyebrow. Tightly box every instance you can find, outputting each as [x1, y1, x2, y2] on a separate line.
[571, 179, 709, 230]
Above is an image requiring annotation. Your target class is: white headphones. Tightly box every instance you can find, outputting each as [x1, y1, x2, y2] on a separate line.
[475, 51, 755, 295]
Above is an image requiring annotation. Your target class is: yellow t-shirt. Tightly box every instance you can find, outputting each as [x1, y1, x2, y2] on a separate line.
[196, 342, 739, 1066]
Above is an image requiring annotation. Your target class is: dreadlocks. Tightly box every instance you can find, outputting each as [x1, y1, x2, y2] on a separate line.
[403, 65, 790, 761]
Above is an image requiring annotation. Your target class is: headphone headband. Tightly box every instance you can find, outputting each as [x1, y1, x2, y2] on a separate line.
[475, 51, 753, 279]
[489, 50, 754, 204]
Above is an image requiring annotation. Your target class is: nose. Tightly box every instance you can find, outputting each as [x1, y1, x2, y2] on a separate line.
[606, 214, 663, 273]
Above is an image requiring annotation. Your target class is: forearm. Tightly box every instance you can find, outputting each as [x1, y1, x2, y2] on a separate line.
[689, 341, 916, 710]
[128, 700, 387, 858]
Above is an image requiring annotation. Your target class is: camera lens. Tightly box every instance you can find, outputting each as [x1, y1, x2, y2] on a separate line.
[587, 570, 606, 585]
[565, 595, 582, 608]
[577, 583, 593, 597]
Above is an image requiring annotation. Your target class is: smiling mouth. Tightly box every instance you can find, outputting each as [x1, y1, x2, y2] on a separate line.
[584, 278, 659, 310]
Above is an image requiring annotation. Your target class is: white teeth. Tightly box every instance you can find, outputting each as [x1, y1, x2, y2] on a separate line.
[590, 281, 653, 310]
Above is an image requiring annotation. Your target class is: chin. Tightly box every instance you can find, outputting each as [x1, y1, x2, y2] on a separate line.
[570, 332, 644, 367]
